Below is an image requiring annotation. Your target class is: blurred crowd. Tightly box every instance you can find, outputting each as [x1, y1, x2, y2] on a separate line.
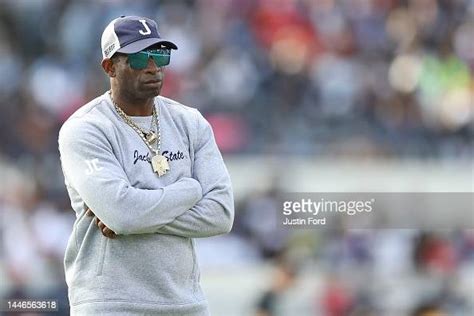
[0, 0, 472, 159]
[0, 0, 473, 315]
[240, 190, 474, 315]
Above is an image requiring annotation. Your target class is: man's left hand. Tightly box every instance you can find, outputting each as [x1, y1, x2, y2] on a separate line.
[86, 208, 117, 238]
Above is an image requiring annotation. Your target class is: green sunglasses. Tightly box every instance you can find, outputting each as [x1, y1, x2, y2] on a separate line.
[127, 48, 171, 69]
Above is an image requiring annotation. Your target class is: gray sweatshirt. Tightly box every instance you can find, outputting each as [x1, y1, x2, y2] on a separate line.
[58, 92, 234, 315]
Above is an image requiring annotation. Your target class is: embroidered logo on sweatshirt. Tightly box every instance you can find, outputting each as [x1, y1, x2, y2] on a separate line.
[133, 150, 186, 165]
[85, 158, 103, 175]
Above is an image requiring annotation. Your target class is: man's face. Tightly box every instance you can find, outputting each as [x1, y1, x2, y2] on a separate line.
[111, 48, 166, 100]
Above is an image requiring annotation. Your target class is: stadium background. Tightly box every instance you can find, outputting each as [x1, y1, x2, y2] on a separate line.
[0, 0, 472, 315]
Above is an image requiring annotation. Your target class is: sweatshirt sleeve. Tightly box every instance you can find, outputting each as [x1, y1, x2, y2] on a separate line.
[155, 111, 234, 238]
[58, 118, 202, 235]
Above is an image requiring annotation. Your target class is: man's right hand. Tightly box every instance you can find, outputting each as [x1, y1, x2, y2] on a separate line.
[86, 208, 117, 239]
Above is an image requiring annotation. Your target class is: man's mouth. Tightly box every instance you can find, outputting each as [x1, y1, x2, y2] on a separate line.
[143, 79, 161, 84]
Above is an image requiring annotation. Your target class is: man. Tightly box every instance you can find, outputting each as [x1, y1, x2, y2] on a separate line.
[58, 16, 234, 315]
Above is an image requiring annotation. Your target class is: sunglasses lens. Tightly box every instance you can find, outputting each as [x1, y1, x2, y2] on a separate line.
[128, 49, 171, 69]
[128, 53, 149, 69]
[152, 54, 170, 67]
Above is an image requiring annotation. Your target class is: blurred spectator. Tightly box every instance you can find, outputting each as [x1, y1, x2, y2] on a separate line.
[413, 232, 457, 275]
[320, 274, 354, 316]
[255, 261, 297, 316]
[240, 188, 289, 259]
[411, 303, 446, 316]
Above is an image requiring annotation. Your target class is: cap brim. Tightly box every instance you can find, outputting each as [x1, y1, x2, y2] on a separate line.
[117, 38, 178, 54]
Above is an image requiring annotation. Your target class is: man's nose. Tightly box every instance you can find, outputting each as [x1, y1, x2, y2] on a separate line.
[145, 57, 162, 73]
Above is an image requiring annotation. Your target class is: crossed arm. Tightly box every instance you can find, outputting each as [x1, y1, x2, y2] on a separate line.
[59, 111, 234, 238]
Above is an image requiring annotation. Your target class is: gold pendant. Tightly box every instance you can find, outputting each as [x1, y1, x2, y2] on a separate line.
[151, 155, 170, 176]
[146, 132, 157, 144]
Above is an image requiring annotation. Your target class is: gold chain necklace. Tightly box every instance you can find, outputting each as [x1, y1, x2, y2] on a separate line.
[109, 91, 170, 176]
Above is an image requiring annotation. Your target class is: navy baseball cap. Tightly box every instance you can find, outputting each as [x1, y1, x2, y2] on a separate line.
[101, 16, 177, 59]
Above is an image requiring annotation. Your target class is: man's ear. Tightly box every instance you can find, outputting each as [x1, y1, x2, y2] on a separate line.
[101, 58, 116, 77]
